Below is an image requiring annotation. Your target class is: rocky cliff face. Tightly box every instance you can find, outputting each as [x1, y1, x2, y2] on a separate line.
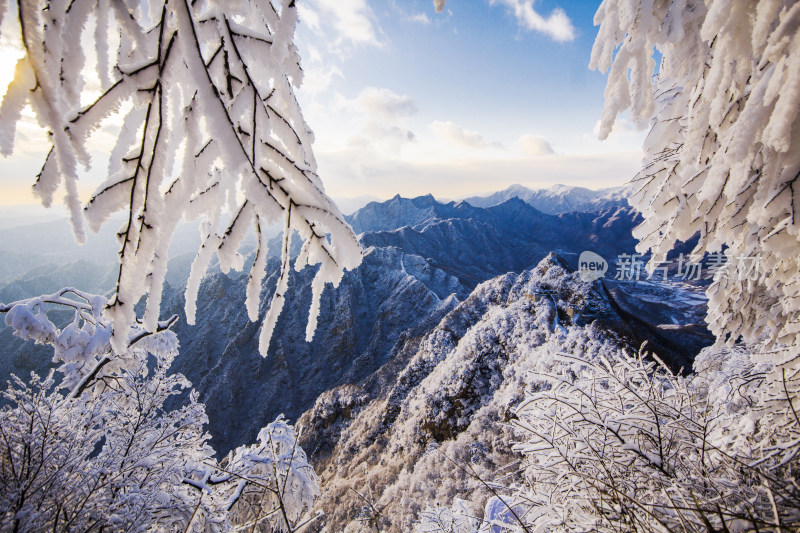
[295, 254, 711, 531]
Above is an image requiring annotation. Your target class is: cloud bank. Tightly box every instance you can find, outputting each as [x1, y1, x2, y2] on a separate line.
[431, 121, 492, 149]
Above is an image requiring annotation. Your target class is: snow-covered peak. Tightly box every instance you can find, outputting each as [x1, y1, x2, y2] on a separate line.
[463, 183, 629, 214]
[346, 194, 446, 234]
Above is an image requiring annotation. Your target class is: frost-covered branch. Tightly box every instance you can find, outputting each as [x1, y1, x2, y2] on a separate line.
[1, 292, 322, 530]
[0, 366, 228, 531]
[0, 0, 362, 356]
[211, 416, 322, 532]
[1, 288, 178, 394]
[590, 0, 800, 371]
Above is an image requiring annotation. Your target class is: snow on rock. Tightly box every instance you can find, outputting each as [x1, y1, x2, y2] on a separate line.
[295, 253, 697, 532]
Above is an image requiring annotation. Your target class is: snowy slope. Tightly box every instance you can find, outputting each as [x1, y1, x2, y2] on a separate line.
[295, 254, 711, 531]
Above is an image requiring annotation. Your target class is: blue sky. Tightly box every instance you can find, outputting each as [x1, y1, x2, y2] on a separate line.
[0, 0, 645, 205]
[293, 0, 646, 200]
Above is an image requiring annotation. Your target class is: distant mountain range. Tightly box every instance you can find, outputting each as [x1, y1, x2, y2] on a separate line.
[463, 183, 631, 214]
[349, 194, 641, 288]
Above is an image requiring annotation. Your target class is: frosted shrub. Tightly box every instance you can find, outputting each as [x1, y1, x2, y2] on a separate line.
[590, 0, 800, 379]
[417, 495, 538, 533]
[416, 499, 482, 533]
[213, 416, 322, 532]
[510, 348, 800, 532]
[413, 345, 800, 532]
[0, 291, 321, 531]
[0, 367, 228, 531]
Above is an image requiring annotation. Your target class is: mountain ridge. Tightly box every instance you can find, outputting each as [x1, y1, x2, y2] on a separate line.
[296, 253, 711, 531]
[1, 187, 707, 460]
[463, 182, 630, 214]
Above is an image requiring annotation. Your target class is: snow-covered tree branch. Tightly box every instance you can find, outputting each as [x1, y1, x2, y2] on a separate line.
[590, 0, 800, 368]
[0, 366, 228, 531]
[0, 288, 179, 395]
[0, 368, 322, 531]
[0, 0, 362, 355]
[212, 416, 321, 532]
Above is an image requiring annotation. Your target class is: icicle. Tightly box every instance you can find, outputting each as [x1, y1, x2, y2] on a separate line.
[305, 266, 327, 343]
[0, 57, 36, 155]
[245, 215, 269, 322]
[258, 204, 292, 356]
[94, 2, 113, 90]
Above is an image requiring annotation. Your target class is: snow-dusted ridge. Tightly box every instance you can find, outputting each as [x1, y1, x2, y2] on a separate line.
[295, 253, 711, 531]
[462, 183, 631, 214]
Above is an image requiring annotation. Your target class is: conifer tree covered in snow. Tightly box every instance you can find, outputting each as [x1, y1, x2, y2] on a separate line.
[0, 0, 362, 356]
[589, 0, 800, 370]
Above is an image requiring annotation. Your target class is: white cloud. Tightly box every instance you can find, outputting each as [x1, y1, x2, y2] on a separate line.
[314, 147, 641, 200]
[355, 87, 418, 121]
[323, 87, 418, 149]
[302, 65, 344, 95]
[300, 0, 382, 48]
[350, 125, 417, 148]
[518, 134, 554, 156]
[297, 4, 322, 34]
[430, 121, 492, 149]
[408, 13, 432, 25]
[490, 0, 576, 42]
[304, 43, 323, 64]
